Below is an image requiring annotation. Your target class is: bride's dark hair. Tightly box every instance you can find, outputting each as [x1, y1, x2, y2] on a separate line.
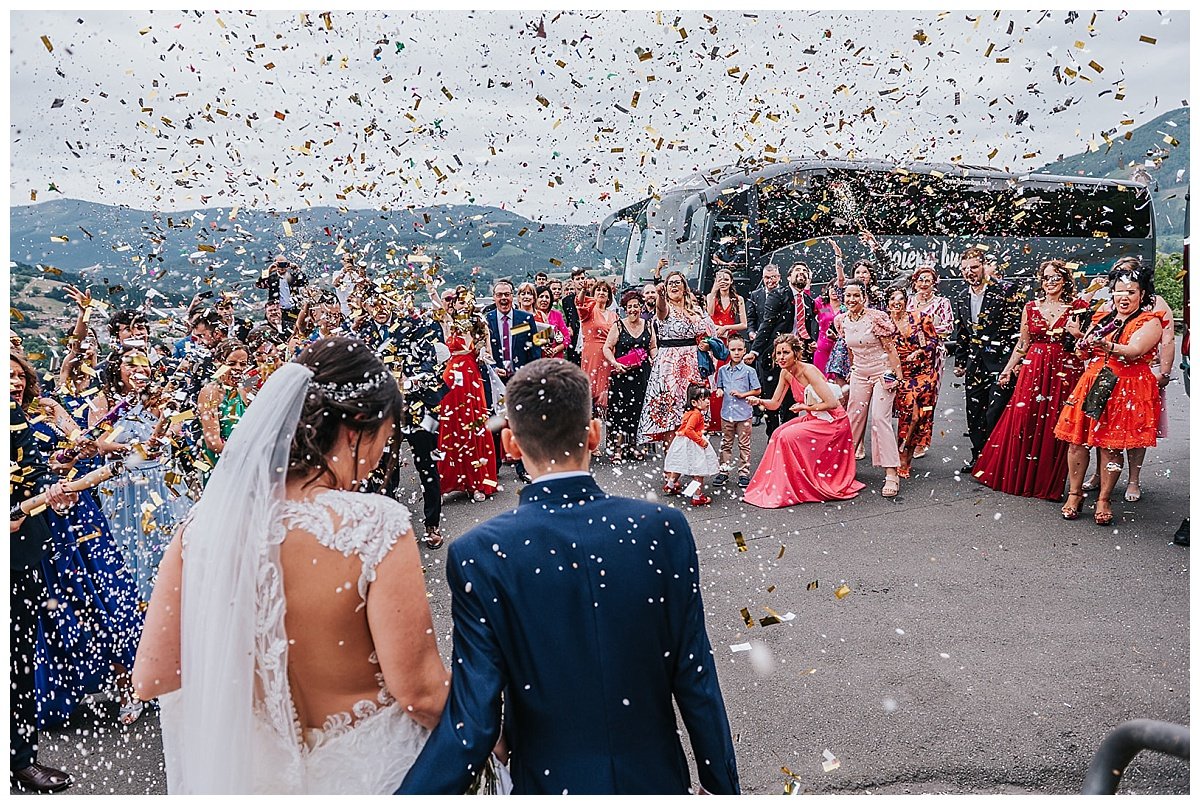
[289, 336, 403, 488]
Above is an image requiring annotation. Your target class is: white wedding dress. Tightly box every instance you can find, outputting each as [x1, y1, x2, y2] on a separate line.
[161, 492, 428, 794]
[156, 363, 430, 794]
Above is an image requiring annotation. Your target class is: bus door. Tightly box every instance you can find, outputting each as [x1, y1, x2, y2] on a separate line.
[702, 186, 754, 294]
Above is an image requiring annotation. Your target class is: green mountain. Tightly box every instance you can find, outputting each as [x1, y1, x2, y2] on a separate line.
[1037, 106, 1189, 252]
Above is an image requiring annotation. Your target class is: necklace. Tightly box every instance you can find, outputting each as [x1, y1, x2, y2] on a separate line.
[847, 308, 866, 322]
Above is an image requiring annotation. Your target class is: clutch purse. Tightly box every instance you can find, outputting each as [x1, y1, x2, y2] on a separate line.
[1082, 366, 1118, 419]
[617, 348, 647, 367]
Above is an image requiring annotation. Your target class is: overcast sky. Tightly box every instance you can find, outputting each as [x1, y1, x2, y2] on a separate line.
[9, 8, 1190, 224]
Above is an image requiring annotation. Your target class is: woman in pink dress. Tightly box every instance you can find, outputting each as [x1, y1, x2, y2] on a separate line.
[813, 283, 842, 375]
[578, 280, 618, 417]
[743, 334, 863, 508]
[836, 281, 904, 498]
[534, 287, 570, 358]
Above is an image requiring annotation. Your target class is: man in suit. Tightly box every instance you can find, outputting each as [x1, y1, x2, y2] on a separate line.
[398, 360, 739, 795]
[747, 262, 819, 436]
[486, 278, 541, 483]
[953, 246, 1023, 466]
[10, 403, 76, 792]
[745, 264, 781, 425]
[254, 255, 308, 327]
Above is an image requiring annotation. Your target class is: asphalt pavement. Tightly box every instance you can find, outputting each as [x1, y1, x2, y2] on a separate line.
[24, 374, 1191, 795]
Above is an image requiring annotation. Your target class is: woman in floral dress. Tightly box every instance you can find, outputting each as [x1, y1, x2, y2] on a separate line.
[637, 271, 716, 445]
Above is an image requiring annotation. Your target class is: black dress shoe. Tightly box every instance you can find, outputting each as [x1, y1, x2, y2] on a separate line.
[11, 762, 73, 793]
[516, 469, 532, 484]
[1173, 518, 1189, 547]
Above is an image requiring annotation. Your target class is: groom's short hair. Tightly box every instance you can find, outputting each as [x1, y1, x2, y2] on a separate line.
[505, 359, 592, 464]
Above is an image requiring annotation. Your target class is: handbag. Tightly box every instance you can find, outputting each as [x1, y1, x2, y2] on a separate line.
[1082, 365, 1119, 419]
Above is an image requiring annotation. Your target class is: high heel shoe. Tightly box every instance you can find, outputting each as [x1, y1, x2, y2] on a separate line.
[1061, 492, 1083, 521]
[1094, 497, 1114, 526]
[1081, 476, 1100, 492]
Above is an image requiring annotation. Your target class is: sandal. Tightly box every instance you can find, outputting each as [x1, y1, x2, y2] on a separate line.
[1061, 492, 1084, 521]
[1082, 475, 1100, 492]
[898, 465, 911, 479]
[1124, 483, 1142, 503]
[882, 477, 900, 498]
[422, 528, 445, 550]
[855, 442, 866, 461]
[1094, 497, 1114, 526]
[119, 698, 144, 727]
[662, 482, 682, 496]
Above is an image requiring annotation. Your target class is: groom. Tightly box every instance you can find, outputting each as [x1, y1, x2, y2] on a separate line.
[398, 360, 739, 795]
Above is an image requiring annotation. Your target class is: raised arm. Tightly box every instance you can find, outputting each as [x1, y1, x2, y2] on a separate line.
[831, 240, 846, 287]
[59, 285, 93, 390]
[197, 383, 226, 455]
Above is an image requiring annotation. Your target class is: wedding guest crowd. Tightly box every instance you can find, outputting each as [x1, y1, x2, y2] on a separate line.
[9, 238, 1180, 791]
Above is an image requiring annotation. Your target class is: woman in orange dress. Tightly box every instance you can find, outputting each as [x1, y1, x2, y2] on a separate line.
[1054, 267, 1165, 525]
[577, 280, 618, 419]
[705, 268, 747, 432]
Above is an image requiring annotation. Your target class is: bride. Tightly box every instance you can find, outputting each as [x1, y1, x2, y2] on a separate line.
[132, 336, 449, 794]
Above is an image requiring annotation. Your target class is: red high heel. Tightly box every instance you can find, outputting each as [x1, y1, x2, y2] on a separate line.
[1061, 492, 1083, 521]
[1094, 497, 1114, 526]
[689, 493, 712, 506]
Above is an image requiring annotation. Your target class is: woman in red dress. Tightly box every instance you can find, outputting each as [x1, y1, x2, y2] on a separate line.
[705, 268, 748, 431]
[743, 334, 864, 508]
[436, 293, 498, 500]
[1054, 268, 1165, 525]
[973, 260, 1086, 500]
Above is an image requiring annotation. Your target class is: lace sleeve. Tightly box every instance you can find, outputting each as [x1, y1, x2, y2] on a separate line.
[283, 491, 413, 610]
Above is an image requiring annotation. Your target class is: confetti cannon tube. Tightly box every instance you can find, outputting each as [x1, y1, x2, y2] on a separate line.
[51, 396, 132, 464]
[9, 461, 125, 520]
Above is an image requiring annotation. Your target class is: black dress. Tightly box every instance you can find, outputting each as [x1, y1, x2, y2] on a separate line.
[607, 318, 653, 445]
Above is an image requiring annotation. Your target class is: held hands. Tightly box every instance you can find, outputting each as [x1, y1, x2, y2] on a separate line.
[998, 369, 1013, 388]
[953, 364, 966, 377]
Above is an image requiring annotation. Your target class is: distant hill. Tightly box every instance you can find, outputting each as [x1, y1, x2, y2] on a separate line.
[9, 199, 629, 350]
[1036, 106, 1189, 252]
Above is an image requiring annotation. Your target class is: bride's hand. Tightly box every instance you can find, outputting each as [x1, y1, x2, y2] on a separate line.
[492, 736, 509, 765]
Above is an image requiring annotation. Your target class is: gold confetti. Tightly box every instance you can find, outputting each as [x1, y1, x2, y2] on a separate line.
[740, 607, 754, 628]
[777, 544, 785, 559]
[834, 584, 851, 600]
[40, 35, 53, 52]
[734, 531, 747, 552]
[1139, 35, 1157, 45]
[1087, 60, 1104, 73]
[806, 580, 819, 591]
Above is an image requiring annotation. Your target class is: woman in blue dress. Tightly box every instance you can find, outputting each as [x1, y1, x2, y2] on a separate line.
[10, 353, 146, 727]
[92, 348, 192, 614]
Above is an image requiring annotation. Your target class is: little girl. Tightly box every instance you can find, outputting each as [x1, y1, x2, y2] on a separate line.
[663, 384, 721, 506]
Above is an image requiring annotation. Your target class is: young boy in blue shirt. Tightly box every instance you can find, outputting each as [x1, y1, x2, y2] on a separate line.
[712, 336, 761, 488]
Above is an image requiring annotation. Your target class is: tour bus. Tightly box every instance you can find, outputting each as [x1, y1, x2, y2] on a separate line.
[595, 159, 1155, 296]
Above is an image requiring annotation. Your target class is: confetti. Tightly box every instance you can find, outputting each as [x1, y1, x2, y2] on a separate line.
[734, 531, 748, 552]
[834, 584, 851, 600]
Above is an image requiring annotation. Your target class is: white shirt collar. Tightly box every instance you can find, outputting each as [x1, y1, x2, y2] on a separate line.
[530, 470, 592, 483]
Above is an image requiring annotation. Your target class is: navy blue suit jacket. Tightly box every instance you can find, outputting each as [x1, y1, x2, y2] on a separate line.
[398, 475, 739, 795]
[485, 308, 541, 374]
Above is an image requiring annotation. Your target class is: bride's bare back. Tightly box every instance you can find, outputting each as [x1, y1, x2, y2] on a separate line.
[133, 487, 448, 736]
[279, 487, 449, 735]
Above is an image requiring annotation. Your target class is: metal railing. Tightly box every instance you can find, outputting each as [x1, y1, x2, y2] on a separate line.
[1081, 719, 1190, 794]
